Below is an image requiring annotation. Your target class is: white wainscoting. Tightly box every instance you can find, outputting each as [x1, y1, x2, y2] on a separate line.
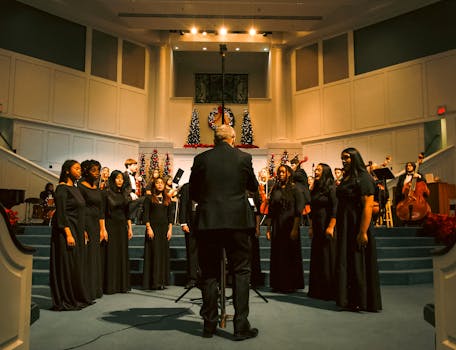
[13, 120, 139, 174]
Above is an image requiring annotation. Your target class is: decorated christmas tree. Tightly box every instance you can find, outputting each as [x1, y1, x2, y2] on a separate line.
[163, 153, 171, 177]
[149, 149, 160, 180]
[281, 150, 289, 165]
[240, 109, 254, 145]
[187, 108, 201, 145]
[268, 154, 275, 177]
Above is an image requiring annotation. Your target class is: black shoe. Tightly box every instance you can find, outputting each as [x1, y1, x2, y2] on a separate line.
[202, 329, 216, 338]
[185, 280, 197, 289]
[234, 328, 259, 341]
[202, 321, 217, 338]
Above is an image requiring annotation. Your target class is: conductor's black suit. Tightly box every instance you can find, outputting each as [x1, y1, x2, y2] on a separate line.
[189, 140, 258, 337]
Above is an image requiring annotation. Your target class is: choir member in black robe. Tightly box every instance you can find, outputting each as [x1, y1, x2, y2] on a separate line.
[103, 170, 133, 294]
[336, 148, 382, 312]
[308, 163, 337, 301]
[50, 160, 92, 310]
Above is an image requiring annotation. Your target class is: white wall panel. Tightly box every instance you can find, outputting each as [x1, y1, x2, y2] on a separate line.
[29, 171, 52, 197]
[426, 54, 456, 116]
[72, 136, 94, 161]
[353, 73, 385, 129]
[47, 132, 70, 165]
[0, 54, 10, 113]
[369, 133, 393, 170]
[387, 65, 423, 124]
[95, 140, 117, 169]
[115, 142, 139, 171]
[249, 99, 273, 148]
[302, 143, 323, 175]
[53, 70, 85, 128]
[13, 60, 51, 121]
[168, 99, 192, 148]
[88, 80, 117, 134]
[324, 139, 346, 171]
[346, 136, 369, 159]
[17, 127, 44, 162]
[4, 159, 28, 190]
[119, 88, 147, 140]
[322, 83, 351, 135]
[295, 90, 321, 139]
[394, 126, 423, 170]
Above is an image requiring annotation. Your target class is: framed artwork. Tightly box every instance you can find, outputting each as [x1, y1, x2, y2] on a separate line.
[195, 73, 248, 104]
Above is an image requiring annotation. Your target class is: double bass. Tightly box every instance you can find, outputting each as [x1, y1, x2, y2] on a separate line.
[395, 153, 431, 222]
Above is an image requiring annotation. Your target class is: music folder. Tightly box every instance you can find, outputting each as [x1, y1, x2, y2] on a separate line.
[372, 167, 395, 180]
[173, 168, 184, 184]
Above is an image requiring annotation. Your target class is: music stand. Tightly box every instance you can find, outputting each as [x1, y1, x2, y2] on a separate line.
[372, 167, 395, 225]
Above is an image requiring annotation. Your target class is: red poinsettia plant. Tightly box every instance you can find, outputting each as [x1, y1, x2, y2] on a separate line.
[5, 208, 20, 227]
[423, 213, 456, 248]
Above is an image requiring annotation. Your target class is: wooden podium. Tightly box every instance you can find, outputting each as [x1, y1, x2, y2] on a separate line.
[427, 182, 456, 215]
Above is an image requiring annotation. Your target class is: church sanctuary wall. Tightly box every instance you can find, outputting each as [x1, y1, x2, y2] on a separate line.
[0, 46, 143, 172]
[0, 2, 150, 173]
[294, 50, 456, 177]
[292, 0, 456, 180]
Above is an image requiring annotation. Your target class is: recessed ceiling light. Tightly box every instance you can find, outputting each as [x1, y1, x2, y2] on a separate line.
[263, 47, 269, 51]
[249, 28, 257, 36]
[175, 46, 179, 50]
[202, 31, 207, 36]
[219, 27, 228, 36]
[202, 47, 207, 51]
[191, 27, 198, 35]
[235, 47, 240, 51]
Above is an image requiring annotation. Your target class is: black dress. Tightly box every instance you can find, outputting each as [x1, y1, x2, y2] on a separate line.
[78, 183, 104, 299]
[335, 172, 382, 311]
[103, 190, 131, 294]
[49, 184, 91, 310]
[142, 196, 173, 289]
[308, 185, 337, 300]
[268, 185, 305, 292]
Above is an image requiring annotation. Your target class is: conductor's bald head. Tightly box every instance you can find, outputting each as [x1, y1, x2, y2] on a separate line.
[214, 125, 236, 146]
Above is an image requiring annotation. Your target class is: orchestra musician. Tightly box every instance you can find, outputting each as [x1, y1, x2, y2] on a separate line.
[395, 156, 430, 224]
[40, 182, 55, 224]
[124, 158, 144, 224]
[394, 161, 429, 207]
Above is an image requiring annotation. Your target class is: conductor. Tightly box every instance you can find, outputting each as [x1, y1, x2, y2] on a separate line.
[189, 125, 259, 340]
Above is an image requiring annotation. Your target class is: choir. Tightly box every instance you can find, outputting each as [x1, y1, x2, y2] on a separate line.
[49, 148, 385, 313]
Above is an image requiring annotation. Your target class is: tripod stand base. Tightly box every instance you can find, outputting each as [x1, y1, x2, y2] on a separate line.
[174, 285, 202, 303]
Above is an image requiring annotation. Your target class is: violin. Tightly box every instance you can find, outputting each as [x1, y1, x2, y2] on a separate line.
[395, 153, 431, 221]
[259, 181, 274, 215]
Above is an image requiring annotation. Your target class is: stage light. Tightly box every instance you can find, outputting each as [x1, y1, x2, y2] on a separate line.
[190, 27, 198, 35]
[249, 27, 257, 36]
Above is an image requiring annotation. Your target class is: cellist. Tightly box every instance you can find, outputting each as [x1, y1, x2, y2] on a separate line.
[395, 155, 431, 224]
[394, 161, 429, 207]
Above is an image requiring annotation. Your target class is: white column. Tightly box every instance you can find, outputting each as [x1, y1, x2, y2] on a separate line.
[150, 44, 171, 140]
[269, 45, 291, 142]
